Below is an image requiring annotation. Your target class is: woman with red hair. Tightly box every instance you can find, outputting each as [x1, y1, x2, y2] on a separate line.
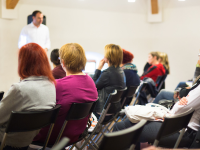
[121, 49, 140, 106]
[0, 43, 56, 150]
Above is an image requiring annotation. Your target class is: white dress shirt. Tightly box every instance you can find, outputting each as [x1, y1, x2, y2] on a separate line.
[18, 22, 50, 50]
[170, 84, 200, 131]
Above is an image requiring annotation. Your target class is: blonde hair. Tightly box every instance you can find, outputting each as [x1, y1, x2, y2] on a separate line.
[104, 44, 123, 67]
[150, 52, 160, 60]
[159, 52, 170, 74]
[59, 43, 86, 72]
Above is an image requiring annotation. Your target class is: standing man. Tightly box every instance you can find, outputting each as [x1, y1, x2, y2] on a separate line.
[18, 10, 50, 51]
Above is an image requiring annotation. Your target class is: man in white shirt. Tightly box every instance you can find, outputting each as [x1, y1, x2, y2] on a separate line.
[18, 10, 50, 51]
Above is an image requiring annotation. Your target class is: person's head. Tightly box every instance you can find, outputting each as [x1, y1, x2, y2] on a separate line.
[148, 52, 159, 65]
[122, 49, 134, 64]
[59, 43, 86, 73]
[32, 10, 43, 26]
[104, 44, 123, 67]
[50, 49, 60, 67]
[18, 43, 55, 82]
[159, 52, 170, 74]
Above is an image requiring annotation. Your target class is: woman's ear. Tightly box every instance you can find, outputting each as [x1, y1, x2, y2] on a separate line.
[104, 57, 108, 63]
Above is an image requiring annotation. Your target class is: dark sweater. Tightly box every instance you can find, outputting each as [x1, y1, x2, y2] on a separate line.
[52, 65, 66, 79]
[93, 66, 126, 112]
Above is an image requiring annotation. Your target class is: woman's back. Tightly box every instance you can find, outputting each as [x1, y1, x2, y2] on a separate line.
[34, 74, 98, 144]
[0, 76, 56, 147]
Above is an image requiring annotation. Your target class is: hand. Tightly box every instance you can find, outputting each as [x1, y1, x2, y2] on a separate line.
[178, 97, 188, 105]
[98, 59, 105, 70]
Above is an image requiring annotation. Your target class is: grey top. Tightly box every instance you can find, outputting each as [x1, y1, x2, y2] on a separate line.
[0, 76, 56, 147]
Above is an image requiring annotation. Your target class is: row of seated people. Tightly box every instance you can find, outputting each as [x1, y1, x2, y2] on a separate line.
[0, 43, 98, 149]
[0, 42, 142, 149]
[113, 53, 200, 149]
[0, 41, 171, 149]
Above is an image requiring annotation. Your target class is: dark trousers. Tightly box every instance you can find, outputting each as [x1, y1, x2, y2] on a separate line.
[0, 144, 29, 150]
[113, 119, 196, 149]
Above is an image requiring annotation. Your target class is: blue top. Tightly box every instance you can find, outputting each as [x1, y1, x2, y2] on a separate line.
[122, 63, 140, 87]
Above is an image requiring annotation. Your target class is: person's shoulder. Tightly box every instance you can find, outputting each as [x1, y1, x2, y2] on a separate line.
[40, 24, 49, 30]
[21, 24, 31, 32]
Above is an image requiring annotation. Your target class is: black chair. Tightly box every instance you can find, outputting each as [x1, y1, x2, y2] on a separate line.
[32, 100, 97, 150]
[78, 89, 126, 150]
[153, 108, 194, 148]
[51, 137, 70, 150]
[190, 125, 200, 148]
[110, 86, 138, 131]
[0, 105, 61, 150]
[54, 100, 97, 145]
[133, 82, 148, 105]
[156, 75, 167, 92]
[121, 86, 138, 108]
[98, 119, 147, 150]
[0, 91, 4, 101]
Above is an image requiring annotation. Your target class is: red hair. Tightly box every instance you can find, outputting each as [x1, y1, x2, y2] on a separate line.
[122, 49, 134, 64]
[18, 43, 55, 83]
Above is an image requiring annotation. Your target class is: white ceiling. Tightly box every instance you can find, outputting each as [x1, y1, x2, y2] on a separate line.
[19, 0, 200, 14]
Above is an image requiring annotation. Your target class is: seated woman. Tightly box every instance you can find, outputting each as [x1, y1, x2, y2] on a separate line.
[33, 43, 98, 144]
[140, 52, 165, 83]
[113, 81, 200, 149]
[50, 49, 66, 79]
[153, 54, 200, 104]
[92, 44, 126, 118]
[0, 43, 56, 149]
[121, 49, 140, 106]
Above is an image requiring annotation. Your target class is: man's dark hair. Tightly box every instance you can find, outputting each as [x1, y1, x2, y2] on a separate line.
[32, 10, 42, 17]
[50, 49, 60, 66]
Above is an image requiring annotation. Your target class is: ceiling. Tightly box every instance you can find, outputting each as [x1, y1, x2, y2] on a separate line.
[18, 0, 200, 13]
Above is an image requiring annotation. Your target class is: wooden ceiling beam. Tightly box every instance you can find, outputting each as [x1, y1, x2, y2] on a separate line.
[6, 0, 19, 9]
[151, 0, 159, 14]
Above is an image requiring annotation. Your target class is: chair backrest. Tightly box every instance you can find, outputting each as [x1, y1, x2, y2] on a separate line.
[98, 119, 147, 150]
[190, 124, 200, 148]
[51, 137, 70, 150]
[66, 101, 97, 121]
[6, 105, 61, 133]
[105, 88, 126, 114]
[125, 86, 138, 98]
[133, 82, 148, 105]
[156, 75, 167, 92]
[55, 100, 97, 144]
[155, 108, 194, 141]
[121, 86, 138, 107]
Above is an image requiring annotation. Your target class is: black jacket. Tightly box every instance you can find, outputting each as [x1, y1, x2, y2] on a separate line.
[93, 66, 126, 113]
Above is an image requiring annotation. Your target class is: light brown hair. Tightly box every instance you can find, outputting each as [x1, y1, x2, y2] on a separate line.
[160, 52, 170, 74]
[104, 44, 123, 67]
[59, 43, 86, 72]
[150, 52, 160, 60]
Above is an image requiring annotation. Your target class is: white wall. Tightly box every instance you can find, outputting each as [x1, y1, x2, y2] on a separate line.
[0, 3, 200, 92]
[151, 6, 200, 90]
[0, 4, 152, 92]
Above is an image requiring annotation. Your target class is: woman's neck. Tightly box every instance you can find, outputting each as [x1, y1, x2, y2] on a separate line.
[66, 70, 85, 76]
[152, 60, 159, 65]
